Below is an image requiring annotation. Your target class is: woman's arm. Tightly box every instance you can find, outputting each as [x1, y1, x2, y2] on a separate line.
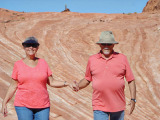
[47, 75, 70, 88]
[1, 79, 18, 117]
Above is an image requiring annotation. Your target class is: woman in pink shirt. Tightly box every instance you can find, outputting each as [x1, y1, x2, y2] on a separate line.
[1, 37, 71, 120]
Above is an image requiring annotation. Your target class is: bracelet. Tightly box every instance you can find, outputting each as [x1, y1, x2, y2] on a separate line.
[64, 81, 67, 86]
[131, 98, 136, 103]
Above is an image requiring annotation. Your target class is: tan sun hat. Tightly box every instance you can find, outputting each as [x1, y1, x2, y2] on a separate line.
[96, 31, 118, 44]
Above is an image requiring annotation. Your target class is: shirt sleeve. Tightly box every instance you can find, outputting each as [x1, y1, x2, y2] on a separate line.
[44, 60, 52, 77]
[47, 65, 52, 77]
[85, 58, 92, 81]
[11, 63, 18, 80]
[124, 56, 135, 82]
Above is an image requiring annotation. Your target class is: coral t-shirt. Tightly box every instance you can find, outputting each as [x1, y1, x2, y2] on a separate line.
[85, 52, 135, 112]
[12, 58, 52, 108]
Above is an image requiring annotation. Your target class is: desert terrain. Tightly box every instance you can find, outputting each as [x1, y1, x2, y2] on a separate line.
[0, 0, 160, 119]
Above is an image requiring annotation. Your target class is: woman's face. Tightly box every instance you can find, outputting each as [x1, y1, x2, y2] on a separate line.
[23, 43, 39, 56]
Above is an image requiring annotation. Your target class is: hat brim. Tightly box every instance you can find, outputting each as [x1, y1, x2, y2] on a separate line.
[96, 41, 119, 44]
[22, 40, 39, 45]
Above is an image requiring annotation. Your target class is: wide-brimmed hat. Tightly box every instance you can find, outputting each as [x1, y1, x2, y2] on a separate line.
[96, 31, 118, 44]
[22, 36, 40, 45]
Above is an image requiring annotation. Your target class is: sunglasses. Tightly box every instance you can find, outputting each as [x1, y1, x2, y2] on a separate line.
[23, 43, 39, 48]
[101, 43, 113, 46]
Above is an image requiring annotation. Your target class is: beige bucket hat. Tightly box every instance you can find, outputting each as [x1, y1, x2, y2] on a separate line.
[96, 31, 118, 44]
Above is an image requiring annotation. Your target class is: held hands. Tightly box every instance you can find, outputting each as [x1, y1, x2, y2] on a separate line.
[70, 80, 79, 92]
[64, 80, 79, 91]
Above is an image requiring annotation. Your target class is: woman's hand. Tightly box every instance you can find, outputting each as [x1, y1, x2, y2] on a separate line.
[1, 79, 18, 117]
[1, 102, 7, 117]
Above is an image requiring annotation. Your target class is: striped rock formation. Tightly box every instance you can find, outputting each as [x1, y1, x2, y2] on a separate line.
[0, 5, 160, 120]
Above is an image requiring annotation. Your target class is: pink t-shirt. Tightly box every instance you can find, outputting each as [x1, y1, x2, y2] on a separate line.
[12, 58, 52, 108]
[85, 52, 135, 112]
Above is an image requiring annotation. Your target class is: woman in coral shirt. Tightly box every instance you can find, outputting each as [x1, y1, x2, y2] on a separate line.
[1, 37, 70, 120]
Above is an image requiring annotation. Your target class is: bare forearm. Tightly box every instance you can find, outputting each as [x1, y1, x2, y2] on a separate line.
[48, 76, 69, 88]
[50, 80, 68, 88]
[128, 80, 136, 99]
[78, 78, 90, 90]
[3, 80, 18, 104]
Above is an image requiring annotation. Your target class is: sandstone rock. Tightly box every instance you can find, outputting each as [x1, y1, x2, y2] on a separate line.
[143, 0, 160, 12]
[0, 8, 160, 120]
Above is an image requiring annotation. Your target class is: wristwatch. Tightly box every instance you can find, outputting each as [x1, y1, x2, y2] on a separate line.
[131, 98, 136, 103]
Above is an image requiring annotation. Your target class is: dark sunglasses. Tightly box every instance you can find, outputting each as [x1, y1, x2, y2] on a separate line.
[23, 43, 39, 48]
[101, 43, 113, 46]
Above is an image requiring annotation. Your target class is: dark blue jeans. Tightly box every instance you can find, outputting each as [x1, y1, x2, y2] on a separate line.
[94, 110, 124, 120]
[15, 106, 50, 120]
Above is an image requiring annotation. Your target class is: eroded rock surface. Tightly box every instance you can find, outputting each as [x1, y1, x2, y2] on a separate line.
[0, 8, 160, 120]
